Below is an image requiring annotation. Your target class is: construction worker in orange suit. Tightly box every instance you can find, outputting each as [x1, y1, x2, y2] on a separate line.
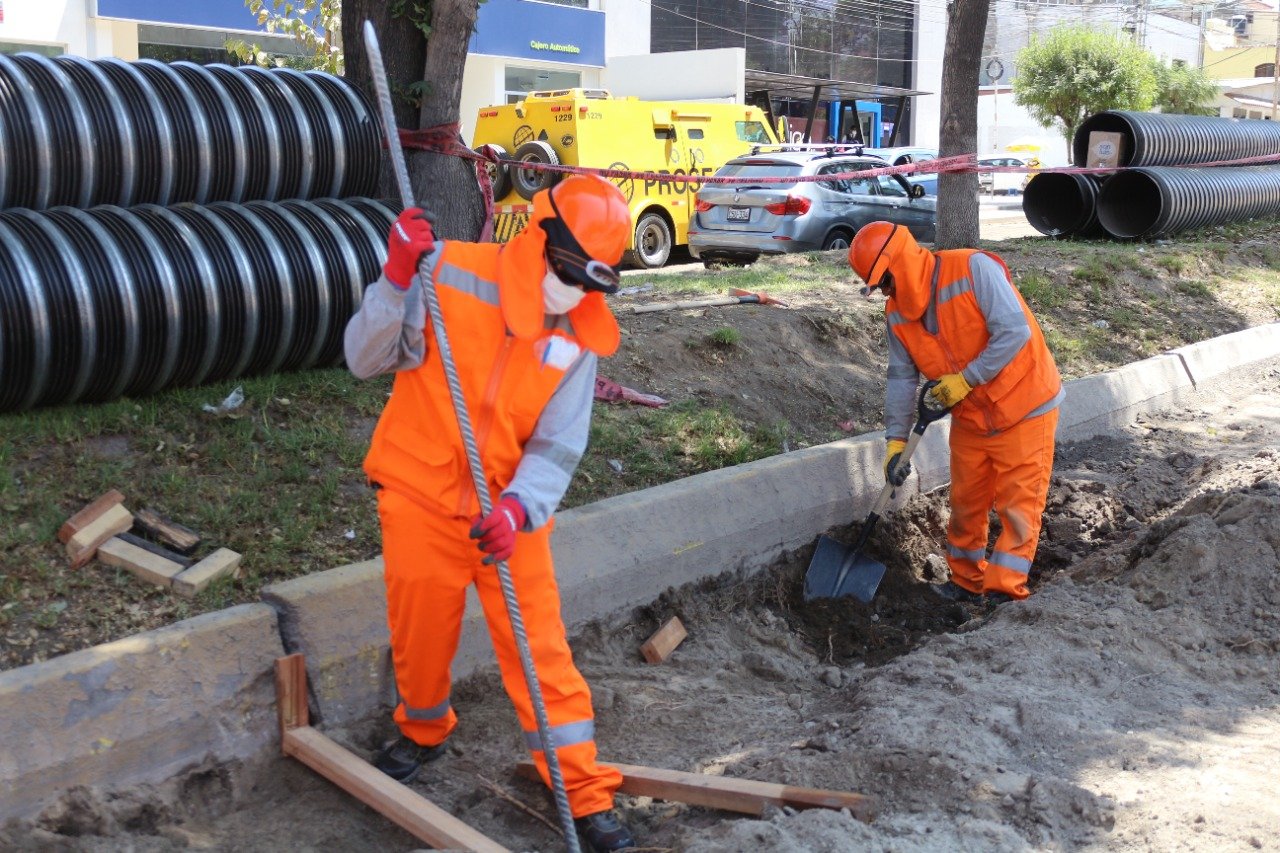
[848, 221, 1063, 604]
[343, 174, 635, 852]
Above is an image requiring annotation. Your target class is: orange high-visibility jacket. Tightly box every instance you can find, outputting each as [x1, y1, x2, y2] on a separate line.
[362, 238, 619, 518]
[888, 249, 1061, 435]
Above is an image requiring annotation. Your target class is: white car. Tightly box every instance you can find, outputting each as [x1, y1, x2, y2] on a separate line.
[977, 158, 1028, 195]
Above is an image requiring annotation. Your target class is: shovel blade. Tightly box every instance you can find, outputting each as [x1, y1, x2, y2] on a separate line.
[803, 535, 887, 603]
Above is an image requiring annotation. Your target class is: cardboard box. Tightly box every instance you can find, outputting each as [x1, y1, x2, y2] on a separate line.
[1087, 131, 1126, 169]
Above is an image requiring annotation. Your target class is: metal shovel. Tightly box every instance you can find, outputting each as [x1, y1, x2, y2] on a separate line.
[803, 381, 952, 602]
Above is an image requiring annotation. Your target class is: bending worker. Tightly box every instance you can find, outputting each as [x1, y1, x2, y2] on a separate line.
[344, 174, 636, 853]
[848, 222, 1063, 604]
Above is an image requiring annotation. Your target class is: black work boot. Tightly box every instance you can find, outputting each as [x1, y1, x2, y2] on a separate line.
[930, 580, 983, 604]
[373, 735, 446, 783]
[574, 809, 635, 852]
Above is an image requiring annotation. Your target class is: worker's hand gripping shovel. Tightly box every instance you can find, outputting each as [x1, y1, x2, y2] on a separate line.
[803, 381, 952, 602]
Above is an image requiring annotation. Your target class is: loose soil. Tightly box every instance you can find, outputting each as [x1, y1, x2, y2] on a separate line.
[3, 222, 1280, 850]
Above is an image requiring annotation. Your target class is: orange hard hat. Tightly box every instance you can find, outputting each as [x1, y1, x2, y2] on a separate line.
[848, 221, 914, 286]
[538, 175, 630, 292]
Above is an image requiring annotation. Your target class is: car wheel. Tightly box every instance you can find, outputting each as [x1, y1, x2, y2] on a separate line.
[626, 212, 672, 269]
[822, 230, 852, 251]
[511, 141, 560, 200]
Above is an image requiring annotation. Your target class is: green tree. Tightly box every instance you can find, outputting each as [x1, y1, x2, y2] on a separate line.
[1153, 61, 1219, 116]
[1013, 25, 1158, 146]
[227, 0, 343, 74]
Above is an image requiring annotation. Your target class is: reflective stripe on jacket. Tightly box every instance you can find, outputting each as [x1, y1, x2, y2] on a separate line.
[362, 238, 619, 519]
[887, 249, 1061, 435]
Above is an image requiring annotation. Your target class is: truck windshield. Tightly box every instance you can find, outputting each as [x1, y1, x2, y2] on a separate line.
[735, 121, 772, 143]
[715, 162, 801, 189]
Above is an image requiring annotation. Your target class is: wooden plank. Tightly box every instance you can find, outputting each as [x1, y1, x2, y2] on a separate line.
[58, 489, 125, 543]
[285, 728, 511, 852]
[97, 536, 186, 587]
[117, 532, 195, 568]
[275, 654, 309, 736]
[641, 616, 688, 664]
[134, 508, 201, 555]
[517, 760, 877, 824]
[66, 504, 135, 569]
[171, 548, 242, 598]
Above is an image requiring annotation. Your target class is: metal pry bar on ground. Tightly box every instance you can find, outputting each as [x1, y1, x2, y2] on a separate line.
[361, 20, 581, 853]
[276, 655, 511, 852]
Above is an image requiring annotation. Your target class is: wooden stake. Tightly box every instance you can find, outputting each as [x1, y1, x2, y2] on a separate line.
[172, 548, 241, 598]
[274, 655, 510, 852]
[275, 654, 309, 736]
[517, 760, 877, 823]
[58, 490, 125, 543]
[641, 616, 688, 664]
[66, 504, 135, 569]
[97, 536, 186, 587]
[134, 508, 201, 555]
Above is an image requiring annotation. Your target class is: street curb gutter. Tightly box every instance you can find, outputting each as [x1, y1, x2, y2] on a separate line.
[1, 323, 1277, 823]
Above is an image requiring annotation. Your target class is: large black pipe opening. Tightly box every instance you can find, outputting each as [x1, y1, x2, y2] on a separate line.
[1022, 173, 1104, 238]
[1095, 170, 1163, 239]
[1072, 112, 1135, 168]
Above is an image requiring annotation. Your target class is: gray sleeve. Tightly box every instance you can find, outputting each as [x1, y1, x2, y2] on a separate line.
[885, 320, 919, 442]
[961, 253, 1031, 387]
[503, 351, 597, 531]
[343, 273, 428, 379]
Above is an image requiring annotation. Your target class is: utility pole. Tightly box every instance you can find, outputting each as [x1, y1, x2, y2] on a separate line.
[1272, 10, 1279, 120]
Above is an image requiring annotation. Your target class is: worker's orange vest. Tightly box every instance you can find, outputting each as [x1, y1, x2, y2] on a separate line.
[363, 238, 619, 518]
[888, 249, 1061, 435]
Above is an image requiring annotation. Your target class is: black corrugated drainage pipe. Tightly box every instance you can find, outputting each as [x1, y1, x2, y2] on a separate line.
[0, 198, 398, 413]
[0, 54, 381, 210]
[1095, 166, 1280, 239]
[1022, 173, 1106, 238]
[1073, 110, 1280, 168]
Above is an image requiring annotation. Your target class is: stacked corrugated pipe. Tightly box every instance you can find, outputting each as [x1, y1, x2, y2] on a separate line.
[0, 54, 398, 413]
[1022, 110, 1280, 240]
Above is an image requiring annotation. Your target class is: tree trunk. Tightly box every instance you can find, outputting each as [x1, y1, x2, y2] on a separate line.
[414, 0, 486, 241]
[935, 0, 992, 250]
[340, 0, 485, 241]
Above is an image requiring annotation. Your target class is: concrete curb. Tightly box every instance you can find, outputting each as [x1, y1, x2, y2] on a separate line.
[0, 605, 283, 823]
[2, 323, 1277, 822]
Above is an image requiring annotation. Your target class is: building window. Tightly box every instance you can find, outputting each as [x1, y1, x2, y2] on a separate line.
[1249, 110, 1263, 120]
[1255, 63, 1276, 78]
[504, 66, 582, 103]
[137, 24, 308, 65]
[0, 42, 64, 57]
[1233, 107, 1248, 118]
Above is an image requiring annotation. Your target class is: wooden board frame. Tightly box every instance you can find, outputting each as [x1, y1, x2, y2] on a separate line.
[517, 760, 878, 824]
[274, 655, 510, 852]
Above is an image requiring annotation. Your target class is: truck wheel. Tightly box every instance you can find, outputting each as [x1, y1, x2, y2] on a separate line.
[512, 141, 560, 200]
[626, 212, 672, 269]
[822, 230, 853, 251]
[476, 143, 512, 201]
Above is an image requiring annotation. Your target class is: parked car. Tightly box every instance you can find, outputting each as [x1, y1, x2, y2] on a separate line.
[688, 148, 937, 265]
[863, 146, 940, 195]
[977, 157, 1028, 195]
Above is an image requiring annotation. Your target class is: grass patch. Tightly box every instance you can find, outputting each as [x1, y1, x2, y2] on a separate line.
[1174, 279, 1212, 299]
[1017, 271, 1070, 309]
[707, 326, 743, 348]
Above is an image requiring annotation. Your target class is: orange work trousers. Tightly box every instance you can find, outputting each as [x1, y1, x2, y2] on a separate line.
[945, 407, 1058, 599]
[377, 486, 622, 818]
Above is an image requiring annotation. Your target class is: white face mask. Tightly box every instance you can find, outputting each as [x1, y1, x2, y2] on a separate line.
[542, 269, 586, 315]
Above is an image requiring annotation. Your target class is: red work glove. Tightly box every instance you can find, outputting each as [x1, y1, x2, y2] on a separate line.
[469, 495, 527, 565]
[384, 207, 435, 289]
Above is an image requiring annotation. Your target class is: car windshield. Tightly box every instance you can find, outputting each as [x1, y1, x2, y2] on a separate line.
[715, 161, 802, 189]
